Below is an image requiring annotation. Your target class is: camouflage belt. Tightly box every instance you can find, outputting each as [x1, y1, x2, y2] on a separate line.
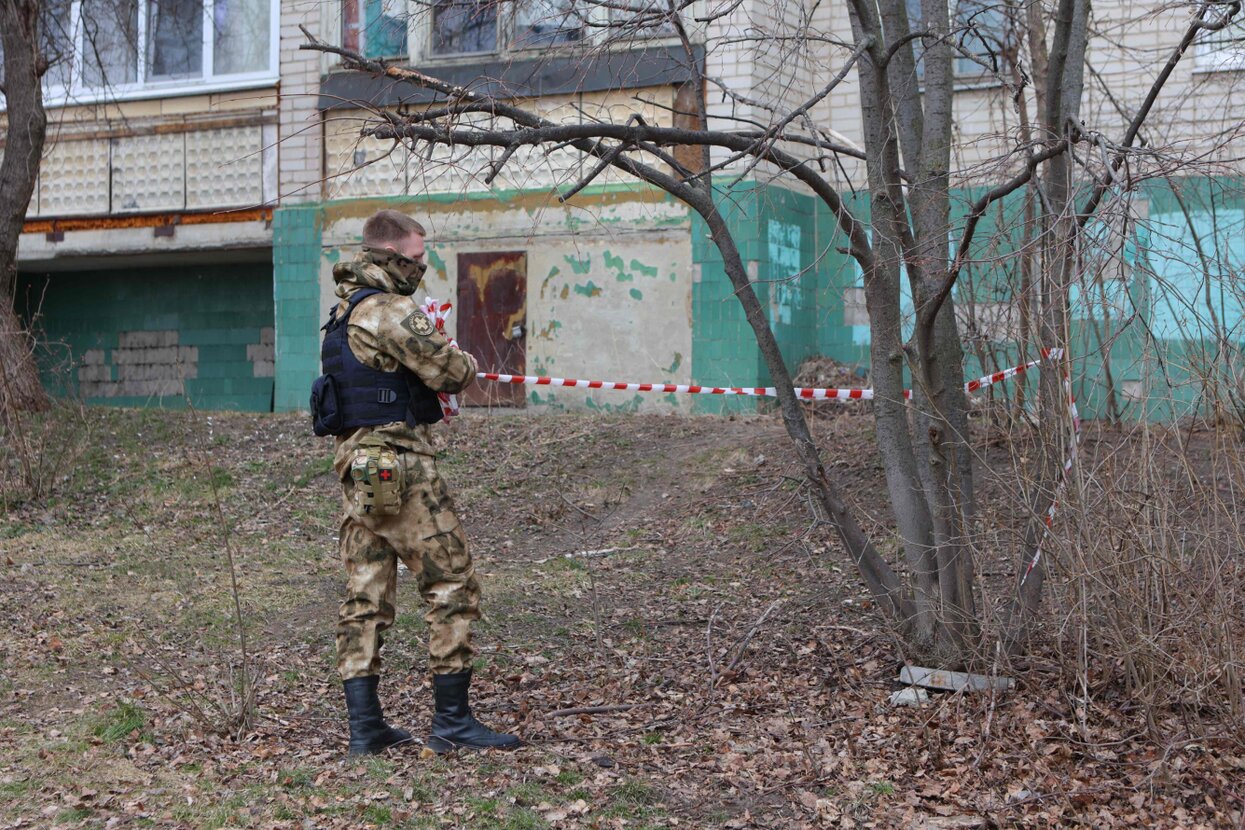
[348, 445, 404, 517]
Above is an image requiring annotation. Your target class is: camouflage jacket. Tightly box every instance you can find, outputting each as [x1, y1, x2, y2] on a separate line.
[329, 251, 477, 467]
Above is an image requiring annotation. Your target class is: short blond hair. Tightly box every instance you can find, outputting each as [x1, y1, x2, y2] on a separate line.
[362, 210, 426, 247]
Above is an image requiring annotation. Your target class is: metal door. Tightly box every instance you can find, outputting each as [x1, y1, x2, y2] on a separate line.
[456, 251, 527, 407]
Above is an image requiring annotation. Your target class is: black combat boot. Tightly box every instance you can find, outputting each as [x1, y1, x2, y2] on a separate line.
[427, 670, 521, 753]
[343, 676, 413, 755]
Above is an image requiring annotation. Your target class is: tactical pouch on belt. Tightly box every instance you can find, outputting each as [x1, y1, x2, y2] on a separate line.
[347, 445, 404, 517]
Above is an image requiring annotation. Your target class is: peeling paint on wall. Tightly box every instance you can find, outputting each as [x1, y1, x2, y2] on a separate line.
[585, 393, 645, 413]
[630, 259, 659, 279]
[426, 248, 448, 275]
[604, 250, 630, 280]
[630, 288, 644, 300]
[540, 266, 562, 299]
[767, 219, 802, 326]
[574, 281, 603, 298]
[564, 254, 592, 275]
[536, 320, 563, 339]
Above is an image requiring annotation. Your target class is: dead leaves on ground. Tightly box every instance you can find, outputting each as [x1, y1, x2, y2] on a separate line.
[1, 410, 1242, 828]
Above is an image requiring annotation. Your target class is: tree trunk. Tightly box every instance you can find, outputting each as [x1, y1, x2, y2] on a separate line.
[847, 0, 943, 651]
[0, 301, 48, 418]
[0, 0, 51, 420]
[694, 196, 917, 631]
[1004, 0, 1091, 652]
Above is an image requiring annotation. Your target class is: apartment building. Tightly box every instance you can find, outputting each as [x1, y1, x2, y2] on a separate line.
[12, 0, 281, 410]
[269, 0, 1243, 419]
[11, 0, 1241, 417]
[271, 0, 716, 413]
[818, 0, 1245, 419]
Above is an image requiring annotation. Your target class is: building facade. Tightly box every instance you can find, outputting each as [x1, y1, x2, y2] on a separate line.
[10, 0, 1244, 418]
[11, 0, 281, 410]
[269, 0, 1245, 419]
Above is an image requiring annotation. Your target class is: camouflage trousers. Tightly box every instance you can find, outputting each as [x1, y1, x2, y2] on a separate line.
[336, 451, 480, 680]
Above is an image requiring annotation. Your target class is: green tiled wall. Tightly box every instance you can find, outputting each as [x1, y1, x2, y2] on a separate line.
[690, 182, 864, 413]
[17, 263, 275, 411]
[691, 176, 1244, 421]
[273, 204, 324, 412]
[947, 177, 1245, 420]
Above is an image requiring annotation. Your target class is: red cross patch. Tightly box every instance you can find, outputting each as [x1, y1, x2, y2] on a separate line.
[378, 469, 393, 481]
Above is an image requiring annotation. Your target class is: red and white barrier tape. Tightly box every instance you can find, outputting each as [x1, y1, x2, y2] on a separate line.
[477, 349, 1063, 402]
[1019, 365, 1082, 586]
[421, 297, 460, 418]
[477, 346, 1080, 586]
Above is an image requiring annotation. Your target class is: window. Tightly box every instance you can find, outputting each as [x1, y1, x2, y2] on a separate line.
[335, 0, 676, 62]
[904, 0, 1007, 80]
[215, 0, 274, 74]
[952, 0, 1005, 75]
[148, 0, 204, 79]
[0, 0, 77, 94]
[342, 0, 409, 58]
[600, 0, 676, 41]
[513, 0, 583, 48]
[1196, 10, 1245, 71]
[431, 0, 498, 55]
[82, 0, 139, 87]
[39, 0, 276, 103]
[43, 0, 77, 89]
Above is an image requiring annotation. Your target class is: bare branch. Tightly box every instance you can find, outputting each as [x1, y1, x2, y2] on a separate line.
[928, 138, 1072, 322]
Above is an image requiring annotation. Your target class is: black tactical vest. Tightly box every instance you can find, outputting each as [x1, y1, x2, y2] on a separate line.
[311, 288, 443, 436]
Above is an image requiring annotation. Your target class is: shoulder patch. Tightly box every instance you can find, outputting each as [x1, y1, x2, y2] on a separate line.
[401, 310, 436, 337]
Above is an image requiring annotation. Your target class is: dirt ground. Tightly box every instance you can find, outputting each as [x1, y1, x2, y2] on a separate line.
[1, 405, 1242, 829]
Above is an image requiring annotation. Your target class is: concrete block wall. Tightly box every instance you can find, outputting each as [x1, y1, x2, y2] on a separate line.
[17, 264, 275, 410]
[690, 180, 866, 414]
[299, 186, 696, 414]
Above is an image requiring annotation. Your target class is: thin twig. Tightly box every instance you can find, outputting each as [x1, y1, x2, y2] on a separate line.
[705, 601, 723, 690]
[725, 600, 782, 673]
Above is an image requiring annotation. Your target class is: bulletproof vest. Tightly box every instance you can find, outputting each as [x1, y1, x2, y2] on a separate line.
[318, 288, 443, 432]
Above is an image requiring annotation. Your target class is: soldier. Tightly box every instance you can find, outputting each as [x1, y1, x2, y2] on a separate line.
[312, 209, 520, 755]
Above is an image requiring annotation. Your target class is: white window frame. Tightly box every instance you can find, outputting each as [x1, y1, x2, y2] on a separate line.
[40, 0, 279, 108]
[1195, 13, 1245, 72]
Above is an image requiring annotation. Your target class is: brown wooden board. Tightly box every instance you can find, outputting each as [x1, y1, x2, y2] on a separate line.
[457, 251, 527, 407]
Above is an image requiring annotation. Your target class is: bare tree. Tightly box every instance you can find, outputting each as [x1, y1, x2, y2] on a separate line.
[0, 0, 51, 418]
[303, 0, 1241, 668]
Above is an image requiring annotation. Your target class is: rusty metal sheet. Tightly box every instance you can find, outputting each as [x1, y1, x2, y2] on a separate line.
[457, 251, 526, 407]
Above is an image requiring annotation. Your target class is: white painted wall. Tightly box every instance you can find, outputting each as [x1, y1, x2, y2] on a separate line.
[316, 190, 696, 412]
